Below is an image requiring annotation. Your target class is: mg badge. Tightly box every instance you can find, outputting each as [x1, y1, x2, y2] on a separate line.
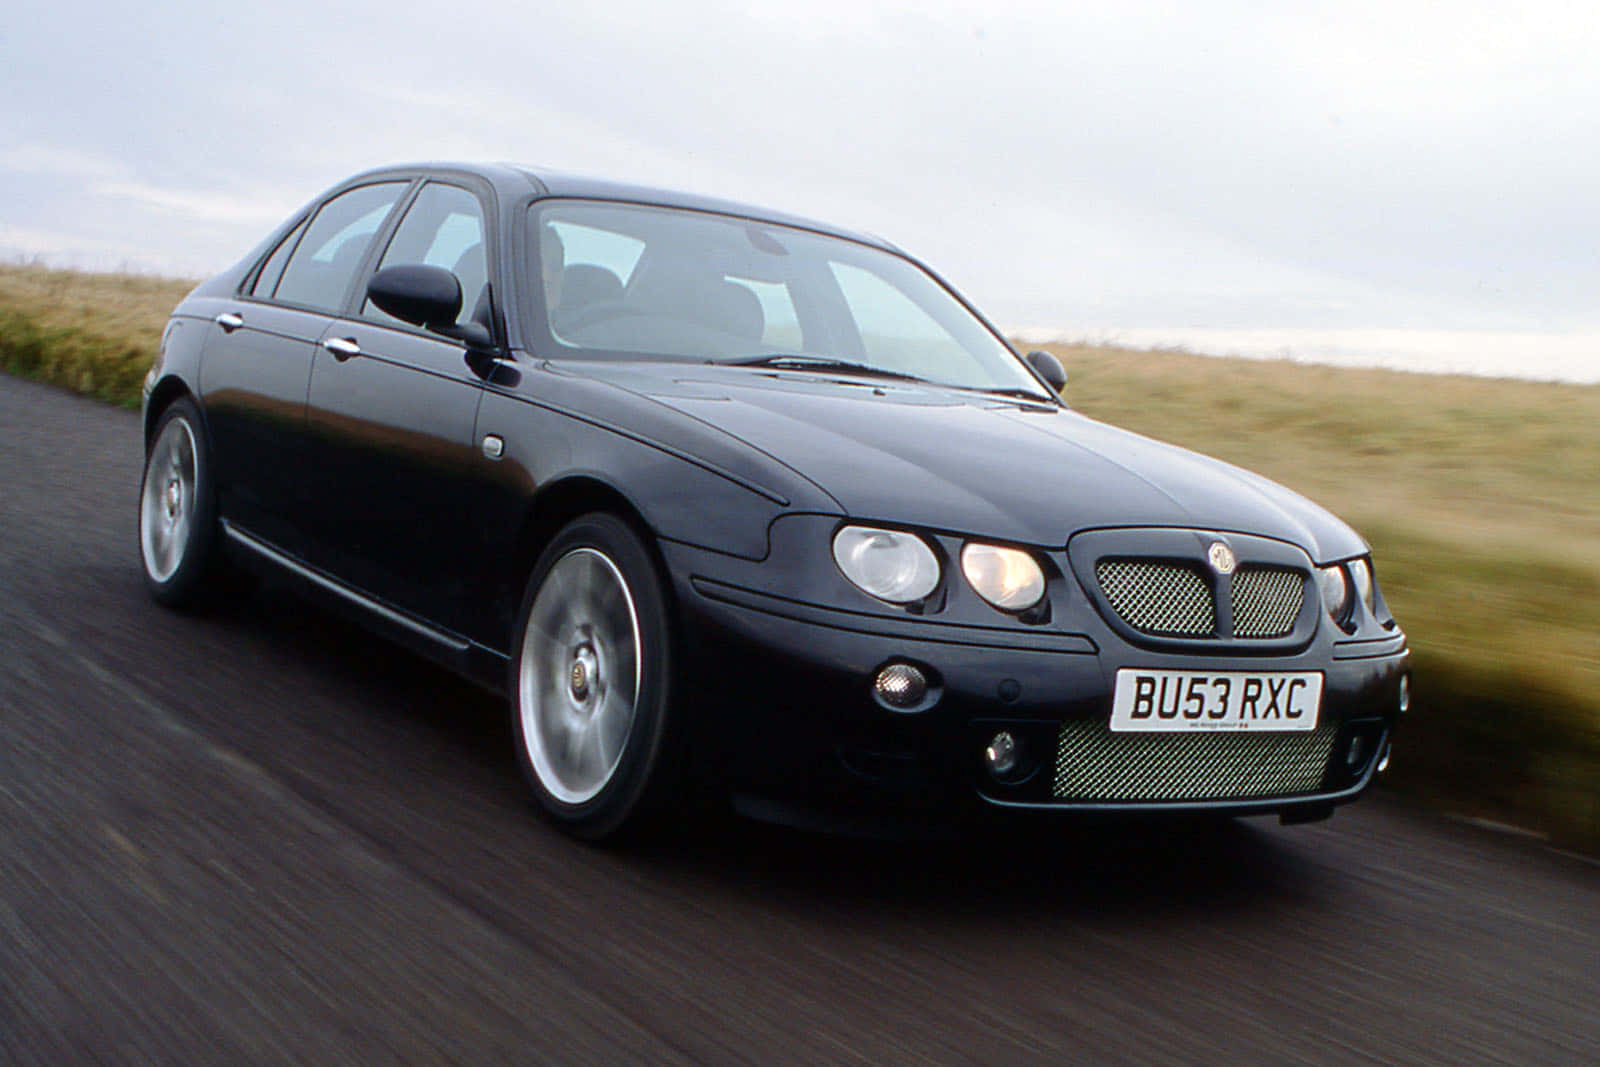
[1208, 542, 1236, 575]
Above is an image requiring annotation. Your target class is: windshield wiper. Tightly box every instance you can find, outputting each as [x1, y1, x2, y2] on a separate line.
[948, 384, 1058, 404]
[720, 354, 1053, 401]
[718, 354, 931, 384]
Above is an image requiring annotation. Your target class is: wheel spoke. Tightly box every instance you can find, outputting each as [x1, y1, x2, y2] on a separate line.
[561, 717, 585, 766]
[594, 688, 630, 769]
[591, 580, 627, 636]
[579, 724, 608, 783]
[160, 530, 178, 574]
[610, 638, 639, 704]
[527, 601, 565, 644]
[544, 559, 578, 605]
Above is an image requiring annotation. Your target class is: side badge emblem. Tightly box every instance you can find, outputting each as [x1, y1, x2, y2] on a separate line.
[1208, 541, 1236, 575]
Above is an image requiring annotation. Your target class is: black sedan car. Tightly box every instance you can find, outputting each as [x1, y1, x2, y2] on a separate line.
[140, 162, 1409, 839]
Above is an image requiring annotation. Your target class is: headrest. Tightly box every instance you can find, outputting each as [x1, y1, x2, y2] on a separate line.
[560, 264, 624, 308]
[698, 279, 764, 341]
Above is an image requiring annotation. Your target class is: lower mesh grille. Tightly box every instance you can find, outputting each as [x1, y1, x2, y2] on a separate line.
[1053, 719, 1336, 801]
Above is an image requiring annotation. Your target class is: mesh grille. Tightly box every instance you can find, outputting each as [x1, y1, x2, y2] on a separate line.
[1231, 566, 1306, 638]
[1095, 560, 1215, 637]
[1053, 719, 1336, 801]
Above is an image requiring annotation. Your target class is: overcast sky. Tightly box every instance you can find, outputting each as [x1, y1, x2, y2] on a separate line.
[5, 0, 1600, 332]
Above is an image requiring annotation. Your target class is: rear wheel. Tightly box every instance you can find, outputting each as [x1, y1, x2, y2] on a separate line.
[139, 397, 230, 608]
[510, 513, 676, 839]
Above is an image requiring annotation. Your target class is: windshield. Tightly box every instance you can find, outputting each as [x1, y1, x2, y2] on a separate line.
[525, 200, 1050, 398]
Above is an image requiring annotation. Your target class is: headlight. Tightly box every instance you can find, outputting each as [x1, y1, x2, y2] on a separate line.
[832, 526, 941, 603]
[1317, 564, 1350, 621]
[961, 543, 1045, 612]
[1348, 557, 1377, 617]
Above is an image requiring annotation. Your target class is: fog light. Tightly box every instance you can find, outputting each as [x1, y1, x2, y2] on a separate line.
[874, 663, 927, 709]
[1346, 733, 1369, 770]
[985, 731, 1021, 777]
[1398, 673, 1411, 713]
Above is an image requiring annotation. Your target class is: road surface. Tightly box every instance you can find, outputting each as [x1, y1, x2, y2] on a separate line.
[1, 373, 1596, 1062]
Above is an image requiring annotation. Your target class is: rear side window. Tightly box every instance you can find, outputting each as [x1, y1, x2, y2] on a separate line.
[364, 183, 488, 328]
[250, 217, 308, 298]
[274, 182, 407, 312]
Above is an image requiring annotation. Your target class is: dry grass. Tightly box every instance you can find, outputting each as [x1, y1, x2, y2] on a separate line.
[0, 262, 195, 407]
[1, 264, 1596, 849]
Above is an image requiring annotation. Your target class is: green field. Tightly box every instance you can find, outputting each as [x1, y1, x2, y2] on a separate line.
[5, 263, 1598, 851]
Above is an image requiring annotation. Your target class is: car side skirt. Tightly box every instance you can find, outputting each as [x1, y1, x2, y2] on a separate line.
[222, 521, 509, 692]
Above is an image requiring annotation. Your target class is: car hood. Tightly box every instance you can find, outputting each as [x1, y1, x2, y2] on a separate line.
[556, 362, 1368, 561]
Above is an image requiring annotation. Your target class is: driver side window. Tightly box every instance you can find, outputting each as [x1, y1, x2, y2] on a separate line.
[364, 183, 488, 329]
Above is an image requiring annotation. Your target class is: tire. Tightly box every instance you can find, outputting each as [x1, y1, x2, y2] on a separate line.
[138, 397, 229, 608]
[510, 513, 677, 840]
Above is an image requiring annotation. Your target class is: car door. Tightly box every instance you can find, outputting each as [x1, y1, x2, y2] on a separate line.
[199, 181, 410, 553]
[301, 180, 498, 634]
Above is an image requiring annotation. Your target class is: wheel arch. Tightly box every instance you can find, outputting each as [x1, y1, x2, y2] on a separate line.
[497, 474, 676, 646]
[143, 376, 198, 447]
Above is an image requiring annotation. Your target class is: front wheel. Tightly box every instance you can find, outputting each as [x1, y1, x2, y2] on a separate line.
[510, 513, 677, 840]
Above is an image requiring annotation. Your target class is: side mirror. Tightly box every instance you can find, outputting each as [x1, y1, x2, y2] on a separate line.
[368, 264, 462, 331]
[368, 265, 497, 351]
[1025, 349, 1068, 394]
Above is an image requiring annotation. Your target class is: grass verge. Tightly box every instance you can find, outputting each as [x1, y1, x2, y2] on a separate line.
[3, 264, 1597, 852]
[0, 263, 193, 409]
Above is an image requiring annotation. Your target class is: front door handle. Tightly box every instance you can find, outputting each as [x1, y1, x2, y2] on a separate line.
[215, 312, 244, 332]
[322, 337, 361, 362]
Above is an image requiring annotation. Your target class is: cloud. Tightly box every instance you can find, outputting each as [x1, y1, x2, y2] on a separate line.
[89, 180, 295, 227]
[0, 143, 127, 181]
[6, 0, 1600, 331]
[0, 222, 169, 272]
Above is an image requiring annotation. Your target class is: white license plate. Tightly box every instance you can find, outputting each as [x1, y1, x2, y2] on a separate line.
[1110, 669, 1322, 732]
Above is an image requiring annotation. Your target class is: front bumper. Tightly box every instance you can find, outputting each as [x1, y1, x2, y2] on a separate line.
[664, 540, 1409, 830]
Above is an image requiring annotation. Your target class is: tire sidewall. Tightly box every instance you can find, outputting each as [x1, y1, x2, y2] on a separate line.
[139, 397, 220, 607]
[509, 512, 675, 839]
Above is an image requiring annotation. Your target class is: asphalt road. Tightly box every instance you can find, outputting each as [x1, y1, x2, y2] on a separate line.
[2, 372, 1597, 1064]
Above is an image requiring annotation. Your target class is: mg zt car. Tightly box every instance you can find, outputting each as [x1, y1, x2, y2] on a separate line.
[139, 162, 1410, 838]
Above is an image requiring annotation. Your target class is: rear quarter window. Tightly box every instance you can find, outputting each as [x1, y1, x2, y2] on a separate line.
[250, 217, 308, 299]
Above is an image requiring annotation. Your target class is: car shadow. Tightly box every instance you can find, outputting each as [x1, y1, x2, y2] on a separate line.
[630, 809, 1321, 921]
[191, 578, 1329, 923]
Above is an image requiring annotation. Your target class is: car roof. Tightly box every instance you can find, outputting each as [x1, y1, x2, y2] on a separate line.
[341, 161, 898, 253]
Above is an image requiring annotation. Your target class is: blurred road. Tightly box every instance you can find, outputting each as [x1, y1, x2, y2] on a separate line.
[2, 373, 1597, 1063]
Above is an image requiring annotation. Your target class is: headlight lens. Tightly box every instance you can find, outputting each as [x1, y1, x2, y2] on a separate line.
[1348, 557, 1377, 617]
[961, 543, 1046, 612]
[832, 526, 941, 603]
[1317, 564, 1350, 621]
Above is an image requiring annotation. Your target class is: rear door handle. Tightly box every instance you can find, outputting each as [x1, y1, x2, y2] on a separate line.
[215, 312, 244, 332]
[322, 337, 361, 362]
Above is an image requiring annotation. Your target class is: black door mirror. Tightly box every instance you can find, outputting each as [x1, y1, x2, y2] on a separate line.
[368, 264, 462, 330]
[368, 264, 497, 351]
[1025, 350, 1068, 394]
